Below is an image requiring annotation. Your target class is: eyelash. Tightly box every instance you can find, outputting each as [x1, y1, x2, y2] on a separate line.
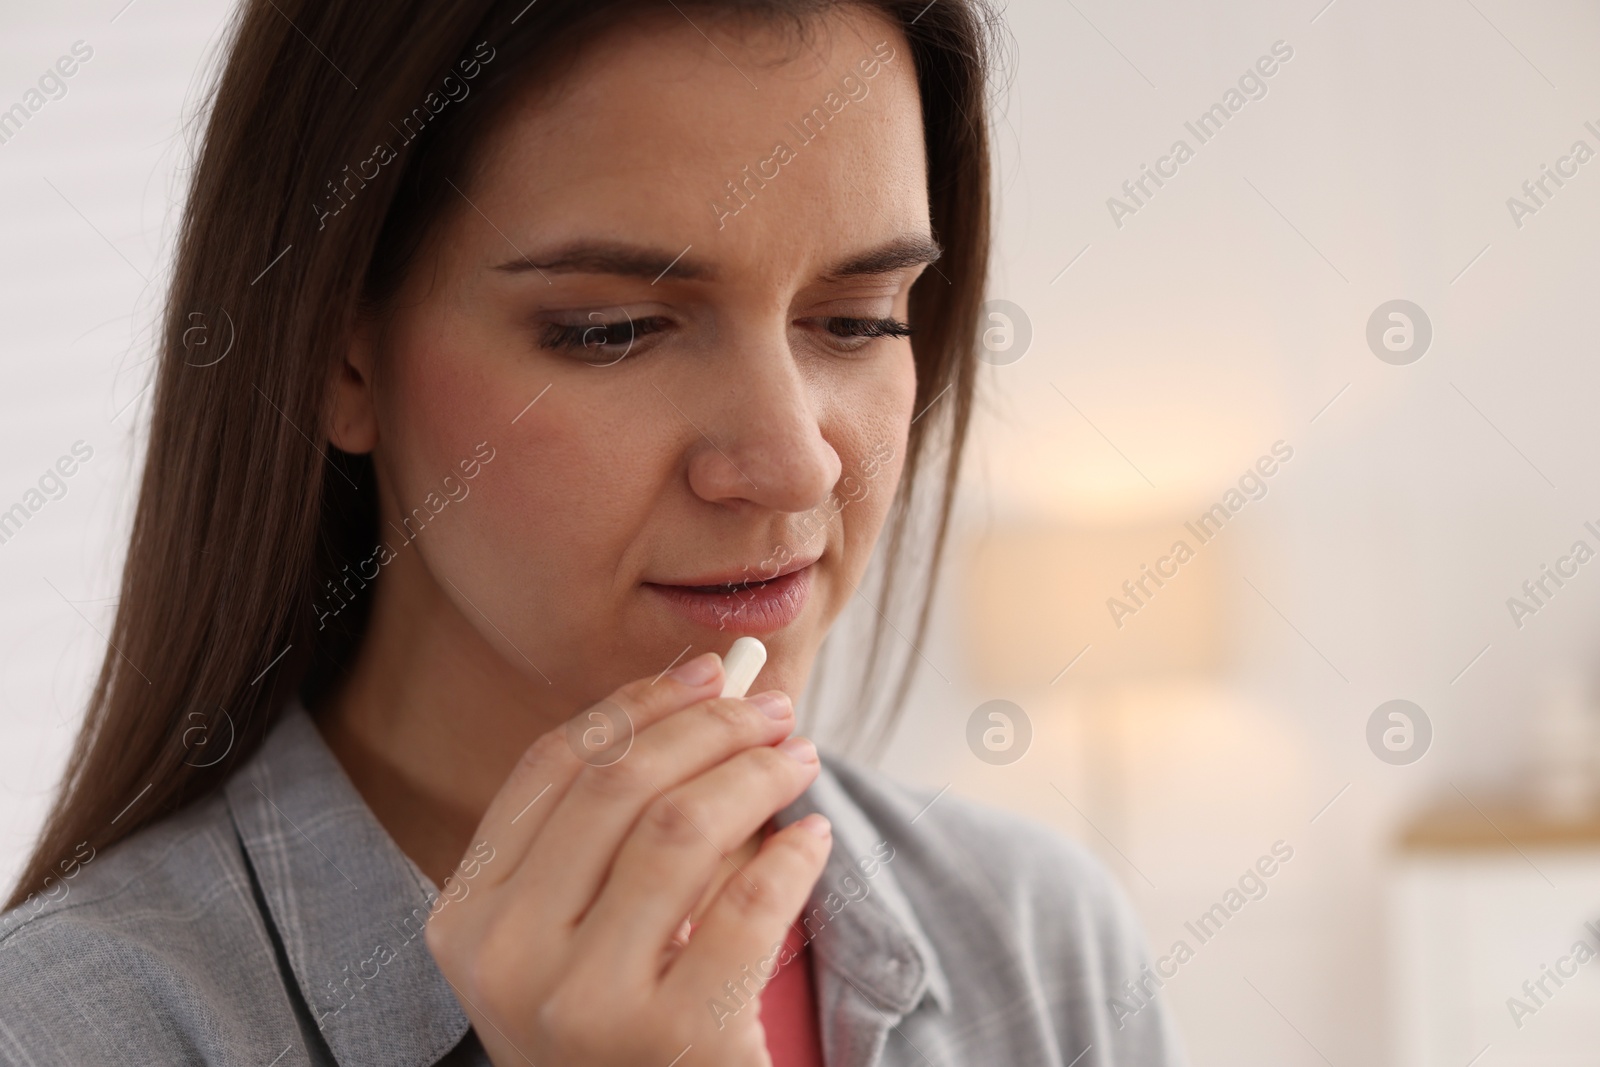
[539, 316, 669, 355]
[825, 316, 914, 344]
[538, 315, 913, 359]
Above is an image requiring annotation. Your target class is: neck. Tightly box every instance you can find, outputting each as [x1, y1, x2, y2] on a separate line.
[314, 548, 559, 889]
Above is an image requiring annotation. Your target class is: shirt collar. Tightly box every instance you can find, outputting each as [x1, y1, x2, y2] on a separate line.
[225, 699, 470, 1067]
[776, 760, 952, 1017]
[225, 699, 950, 1067]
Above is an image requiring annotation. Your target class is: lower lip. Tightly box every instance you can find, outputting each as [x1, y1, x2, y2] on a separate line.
[644, 565, 812, 635]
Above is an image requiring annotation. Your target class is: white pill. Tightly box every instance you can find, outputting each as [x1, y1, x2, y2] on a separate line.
[719, 636, 768, 699]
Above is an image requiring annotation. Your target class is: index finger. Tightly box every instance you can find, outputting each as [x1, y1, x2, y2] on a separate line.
[468, 651, 727, 887]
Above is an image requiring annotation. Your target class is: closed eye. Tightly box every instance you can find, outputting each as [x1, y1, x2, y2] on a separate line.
[537, 313, 911, 361]
[818, 316, 913, 352]
[826, 316, 912, 338]
[540, 314, 670, 363]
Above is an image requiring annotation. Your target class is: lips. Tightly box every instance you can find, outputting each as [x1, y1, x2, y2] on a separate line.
[643, 556, 817, 635]
[664, 553, 819, 591]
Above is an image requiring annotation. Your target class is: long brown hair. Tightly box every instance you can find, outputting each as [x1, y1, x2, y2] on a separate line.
[8, 0, 997, 909]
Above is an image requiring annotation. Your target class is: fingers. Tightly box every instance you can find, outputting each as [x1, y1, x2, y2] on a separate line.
[467, 652, 727, 889]
[663, 814, 833, 1005]
[508, 690, 801, 923]
[566, 734, 822, 971]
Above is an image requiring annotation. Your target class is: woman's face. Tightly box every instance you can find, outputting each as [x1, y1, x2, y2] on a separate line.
[341, 6, 933, 710]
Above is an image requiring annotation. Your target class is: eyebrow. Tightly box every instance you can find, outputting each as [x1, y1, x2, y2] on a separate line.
[494, 241, 714, 282]
[821, 233, 943, 281]
[491, 233, 943, 284]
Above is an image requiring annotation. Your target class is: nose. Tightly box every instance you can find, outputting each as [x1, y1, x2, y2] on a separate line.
[679, 337, 842, 514]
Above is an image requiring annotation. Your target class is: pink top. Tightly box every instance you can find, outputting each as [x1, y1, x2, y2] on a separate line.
[760, 922, 824, 1067]
[683, 821, 824, 1065]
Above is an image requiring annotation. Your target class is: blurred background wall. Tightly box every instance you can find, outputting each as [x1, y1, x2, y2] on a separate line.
[5, 1, 1600, 1065]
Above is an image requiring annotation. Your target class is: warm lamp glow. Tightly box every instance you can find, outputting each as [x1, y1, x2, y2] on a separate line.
[960, 520, 1228, 688]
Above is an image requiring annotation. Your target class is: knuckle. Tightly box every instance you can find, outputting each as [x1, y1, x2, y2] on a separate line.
[787, 825, 832, 868]
[519, 729, 564, 772]
[611, 678, 661, 718]
[459, 942, 518, 1013]
[537, 985, 608, 1052]
[614, 675, 654, 703]
[644, 793, 708, 845]
[722, 868, 779, 917]
[579, 751, 651, 799]
[536, 991, 574, 1040]
[702, 696, 755, 734]
[422, 915, 456, 968]
[748, 743, 797, 777]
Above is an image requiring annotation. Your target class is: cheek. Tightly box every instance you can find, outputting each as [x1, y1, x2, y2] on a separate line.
[829, 349, 917, 573]
[377, 338, 495, 507]
[839, 449, 903, 563]
[476, 399, 658, 563]
[385, 341, 672, 629]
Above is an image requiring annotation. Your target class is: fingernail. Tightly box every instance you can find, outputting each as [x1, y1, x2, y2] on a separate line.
[778, 736, 817, 764]
[748, 690, 791, 720]
[796, 813, 831, 837]
[668, 652, 720, 686]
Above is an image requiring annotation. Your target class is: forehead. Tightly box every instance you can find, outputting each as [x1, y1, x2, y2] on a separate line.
[460, 5, 929, 279]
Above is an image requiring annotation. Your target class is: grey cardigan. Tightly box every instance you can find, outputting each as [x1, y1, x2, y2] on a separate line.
[0, 700, 1187, 1066]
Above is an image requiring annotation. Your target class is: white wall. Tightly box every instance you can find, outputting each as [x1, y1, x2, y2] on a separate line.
[0, 0, 237, 890]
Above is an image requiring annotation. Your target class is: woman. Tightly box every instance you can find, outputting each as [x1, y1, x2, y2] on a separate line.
[0, 1, 1186, 1064]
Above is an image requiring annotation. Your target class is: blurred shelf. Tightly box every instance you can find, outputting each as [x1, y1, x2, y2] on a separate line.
[1398, 797, 1600, 851]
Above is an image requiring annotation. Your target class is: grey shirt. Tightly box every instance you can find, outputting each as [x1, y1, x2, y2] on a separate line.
[0, 699, 1187, 1066]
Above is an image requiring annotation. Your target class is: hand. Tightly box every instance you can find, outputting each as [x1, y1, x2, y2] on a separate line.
[424, 652, 832, 1066]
